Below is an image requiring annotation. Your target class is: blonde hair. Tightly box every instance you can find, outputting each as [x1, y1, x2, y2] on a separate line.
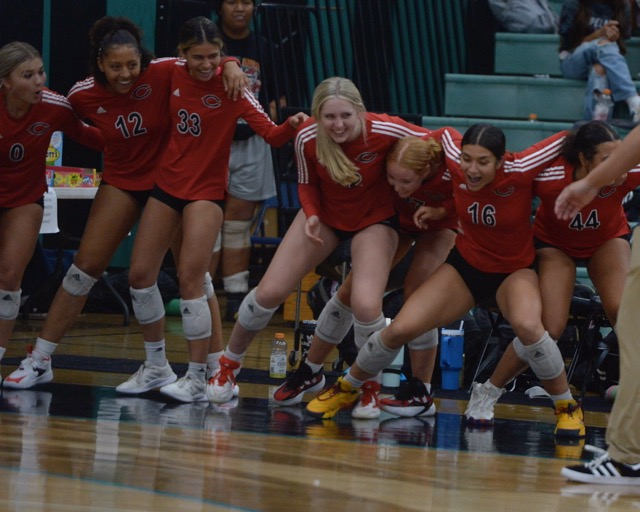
[0, 42, 41, 83]
[387, 136, 443, 178]
[311, 77, 366, 186]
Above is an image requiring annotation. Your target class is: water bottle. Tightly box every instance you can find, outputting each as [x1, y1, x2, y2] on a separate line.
[593, 88, 614, 121]
[440, 322, 465, 390]
[270, 332, 287, 378]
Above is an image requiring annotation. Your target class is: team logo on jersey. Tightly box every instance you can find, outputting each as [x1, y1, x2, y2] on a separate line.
[355, 152, 377, 164]
[130, 84, 152, 100]
[405, 196, 426, 209]
[27, 122, 50, 136]
[493, 186, 515, 197]
[173, 88, 181, 97]
[202, 94, 222, 109]
[598, 186, 617, 198]
[96, 106, 106, 114]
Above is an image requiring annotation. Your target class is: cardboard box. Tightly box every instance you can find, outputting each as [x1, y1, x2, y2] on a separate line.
[49, 166, 101, 188]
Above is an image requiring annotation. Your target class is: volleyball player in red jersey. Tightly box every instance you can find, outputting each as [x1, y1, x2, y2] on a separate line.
[307, 123, 586, 440]
[125, 16, 306, 403]
[4, 17, 246, 390]
[534, 121, 639, 340]
[479, 121, 639, 414]
[208, 76, 432, 409]
[270, 129, 459, 419]
[0, 41, 103, 382]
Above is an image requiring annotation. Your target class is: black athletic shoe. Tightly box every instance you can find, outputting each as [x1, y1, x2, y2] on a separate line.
[562, 445, 640, 485]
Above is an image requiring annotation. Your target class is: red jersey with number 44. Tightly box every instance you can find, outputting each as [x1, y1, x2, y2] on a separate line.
[534, 158, 640, 258]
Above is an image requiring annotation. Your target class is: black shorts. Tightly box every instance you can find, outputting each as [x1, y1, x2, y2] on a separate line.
[534, 234, 632, 268]
[445, 246, 535, 308]
[100, 180, 151, 209]
[331, 215, 400, 242]
[151, 185, 224, 213]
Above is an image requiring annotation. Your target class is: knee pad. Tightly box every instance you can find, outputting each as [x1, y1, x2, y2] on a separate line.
[181, 295, 212, 341]
[354, 314, 387, 350]
[408, 328, 439, 350]
[513, 332, 564, 380]
[130, 283, 165, 325]
[356, 330, 402, 376]
[314, 294, 353, 345]
[222, 270, 250, 294]
[0, 289, 21, 320]
[213, 230, 222, 253]
[203, 272, 214, 299]
[62, 264, 98, 297]
[222, 220, 251, 249]
[237, 288, 277, 331]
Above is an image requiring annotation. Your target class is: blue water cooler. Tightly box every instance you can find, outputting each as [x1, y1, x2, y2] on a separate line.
[440, 326, 464, 390]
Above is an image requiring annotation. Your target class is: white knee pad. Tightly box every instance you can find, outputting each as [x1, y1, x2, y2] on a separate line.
[222, 220, 251, 249]
[237, 288, 278, 331]
[356, 330, 402, 376]
[130, 283, 165, 325]
[0, 289, 21, 320]
[203, 272, 214, 299]
[62, 264, 98, 297]
[407, 328, 439, 350]
[314, 294, 353, 345]
[222, 270, 250, 294]
[354, 314, 387, 350]
[512, 332, 564, 380]
[181, 295, 212, 341]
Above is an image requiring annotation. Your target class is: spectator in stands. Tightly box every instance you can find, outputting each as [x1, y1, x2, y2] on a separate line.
[207, 77, 431, 416]
[556, 120, 640, 485]
[213, 0, 286, 322]
[3, 17, 246, 390]
[558, 0, 640, 121]
[0, 41, 103, 384]
[271, 131, 459, 419]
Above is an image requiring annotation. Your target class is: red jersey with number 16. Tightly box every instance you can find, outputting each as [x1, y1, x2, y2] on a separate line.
[0, 88, 104, 208]
[443, 131, 567, 273]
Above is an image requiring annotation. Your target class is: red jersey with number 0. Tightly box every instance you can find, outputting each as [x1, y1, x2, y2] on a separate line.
[155, 63, 295, 201]
[295, 113, 430, 232]
[443, 130, 567, 273]
[67, 58, 178, 191]
[533, 158, 640, 258]
[0, 88, 104, 208]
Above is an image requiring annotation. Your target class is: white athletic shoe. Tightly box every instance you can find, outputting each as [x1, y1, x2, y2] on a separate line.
[206, 356, 241, 404]
[206, 365, 240, 397]
[464, 381, 505, 425]
[3, 354, 53, 389]
[160, 374, 208, 403]
[115, 361, 177, 394]
[351, 381, 381, 420]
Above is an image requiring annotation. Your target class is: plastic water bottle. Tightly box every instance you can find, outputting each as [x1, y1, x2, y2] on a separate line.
[440, 322, 465, 390]
[270, 332, 287, 378]
[593, 88, 614, 121]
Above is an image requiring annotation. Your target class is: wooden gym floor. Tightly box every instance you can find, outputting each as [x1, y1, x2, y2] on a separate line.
[0, 308, 636, 512]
